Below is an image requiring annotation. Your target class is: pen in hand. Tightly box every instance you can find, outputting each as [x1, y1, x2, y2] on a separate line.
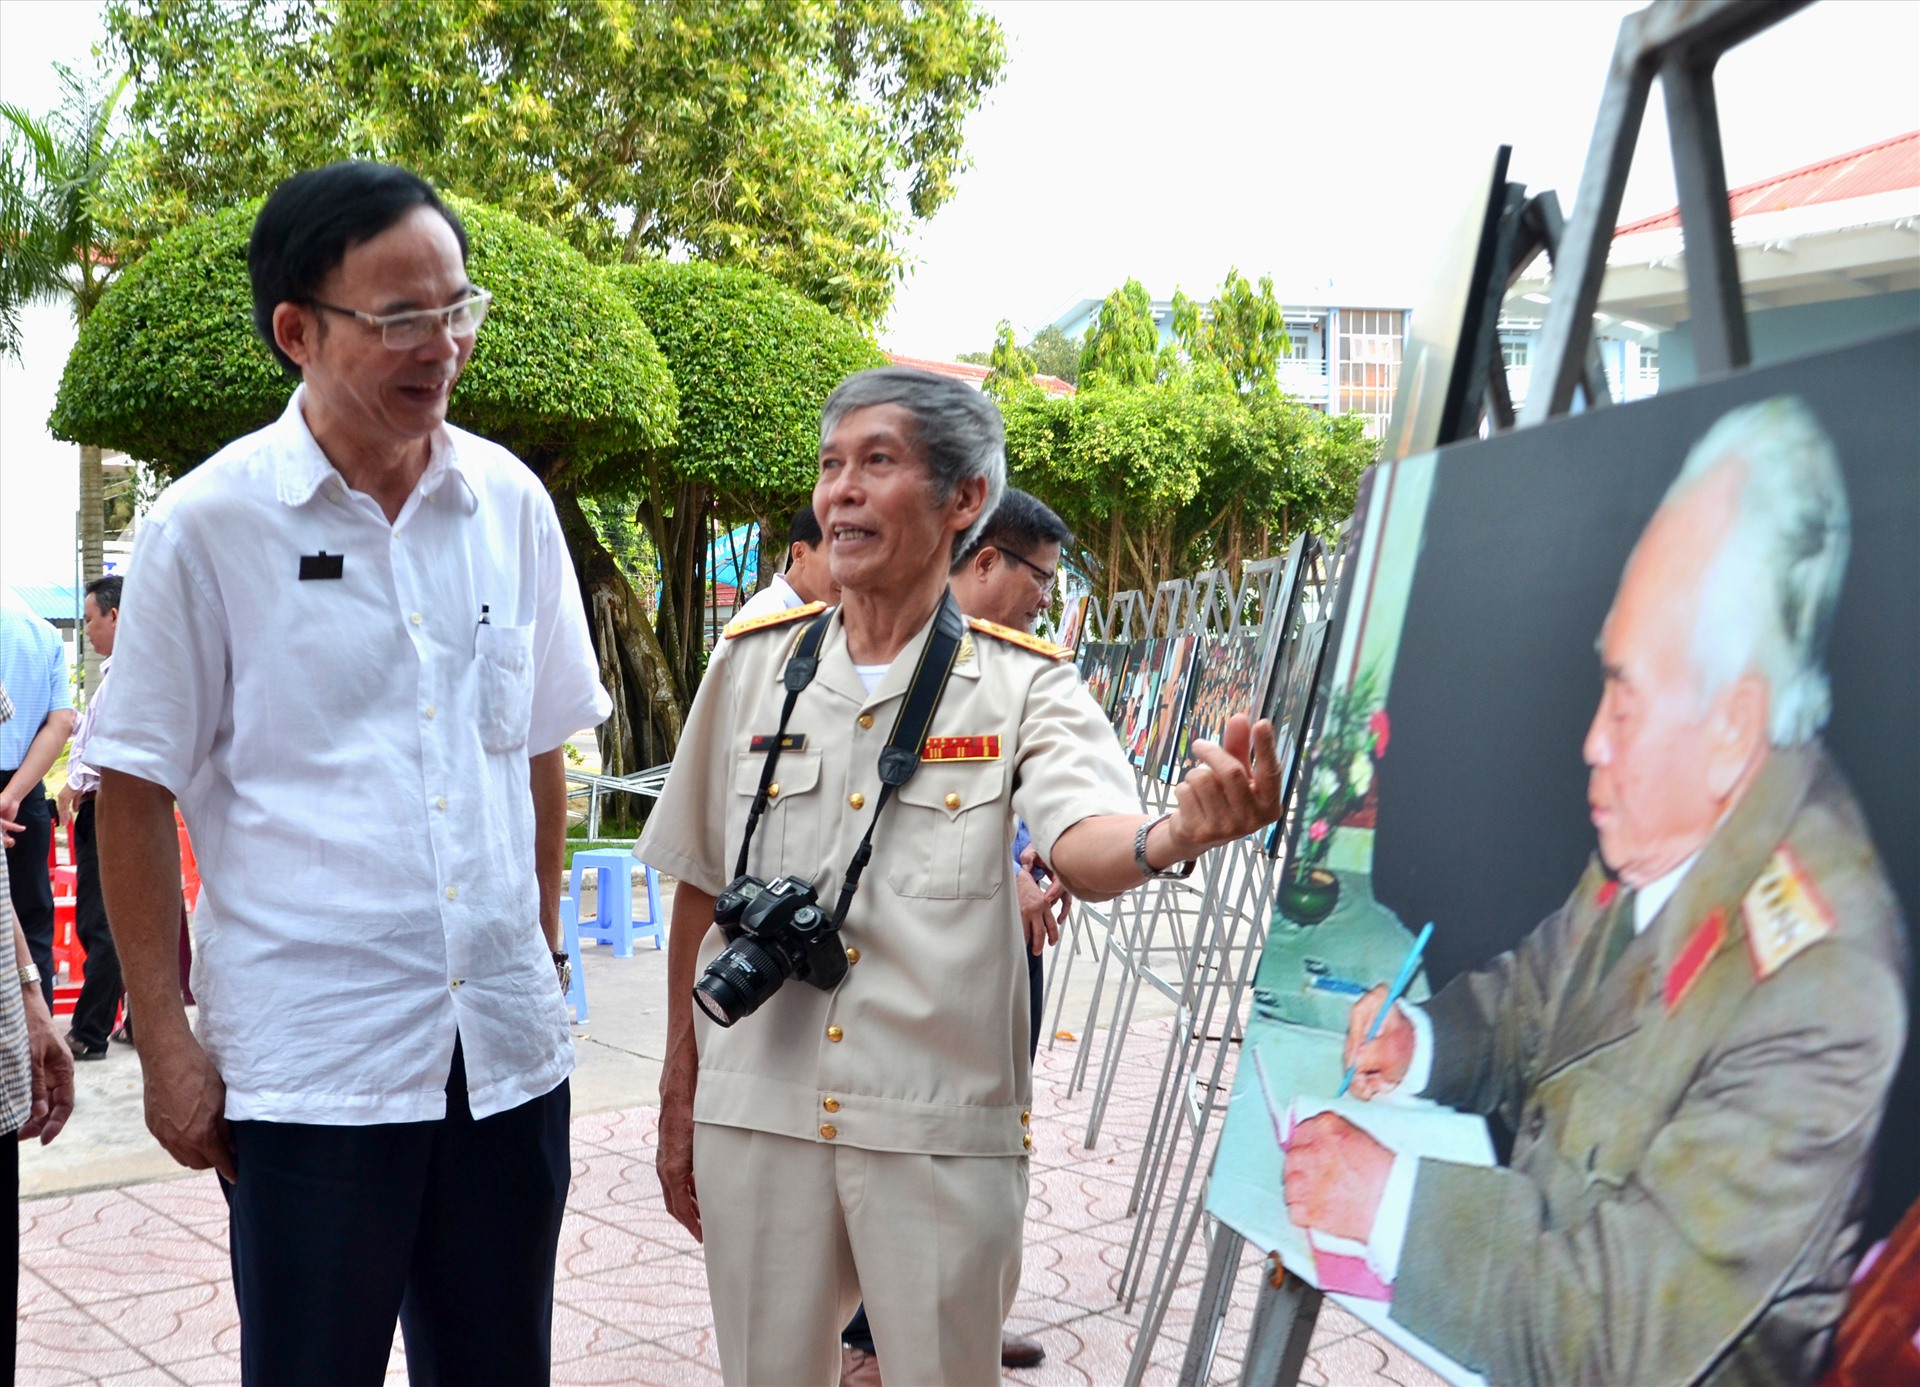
[1336, 921, 1434, 1099]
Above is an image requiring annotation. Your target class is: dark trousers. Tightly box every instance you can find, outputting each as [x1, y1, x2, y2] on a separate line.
[843, 948, 1047, 1355]
[223, 1039, 570, 1387]
[2, 779, 54, 1010]
[68, 800, 122, 1047]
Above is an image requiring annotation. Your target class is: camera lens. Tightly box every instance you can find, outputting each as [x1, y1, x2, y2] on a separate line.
[693, 937, 794, 1028]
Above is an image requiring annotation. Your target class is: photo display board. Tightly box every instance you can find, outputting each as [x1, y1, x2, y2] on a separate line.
[1208, 328, 1920, 1387]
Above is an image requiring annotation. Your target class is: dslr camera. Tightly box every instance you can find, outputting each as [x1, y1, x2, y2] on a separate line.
[693, 874, 849, 1027]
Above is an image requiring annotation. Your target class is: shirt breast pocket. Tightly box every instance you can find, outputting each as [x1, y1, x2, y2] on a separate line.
[732, 750, 823, 878]
[475, 623, 535, 752]
[886, 760, 1010, 900]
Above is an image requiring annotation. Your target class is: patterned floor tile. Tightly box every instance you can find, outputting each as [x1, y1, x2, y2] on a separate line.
[15, 1300, 154, 1380]
[84, 1282, 240, 1366]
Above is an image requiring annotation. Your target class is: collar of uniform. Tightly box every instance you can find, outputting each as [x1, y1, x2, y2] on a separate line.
[1651, 741, 1821, 978]
[785, 597, 983, 711]
[271, 385, 479, 514]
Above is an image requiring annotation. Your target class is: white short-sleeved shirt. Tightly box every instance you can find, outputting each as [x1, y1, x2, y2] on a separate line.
[90, 388, 610, 1123]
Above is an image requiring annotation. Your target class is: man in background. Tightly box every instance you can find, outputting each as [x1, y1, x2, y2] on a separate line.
[0, 585, 74, 1010]
[730, 504, 839, 623]
[58, 574, 125, 1060]
[841, 486, 1077, 1380]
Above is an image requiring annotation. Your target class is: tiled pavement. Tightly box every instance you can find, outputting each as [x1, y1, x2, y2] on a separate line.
[18, 1018, 1444, 1386]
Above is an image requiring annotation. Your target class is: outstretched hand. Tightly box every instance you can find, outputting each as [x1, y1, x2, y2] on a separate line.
[1165, 714, 1283, 857]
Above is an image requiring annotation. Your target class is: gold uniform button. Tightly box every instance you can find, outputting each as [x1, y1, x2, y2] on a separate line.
[820, 1123, 838, 1140]
[767, 782, 780, 798]
[944, 792, 961, 810]
[822, 1097, 841, 1113]
[849, 792, 866, 810]
[1022, 1132, 1034, 1151]
[858, 714, 874, 730]
[1020, 1110, 1030, 1126]
[845, 947, 861, 965]
[826, 1026, 844, 1042]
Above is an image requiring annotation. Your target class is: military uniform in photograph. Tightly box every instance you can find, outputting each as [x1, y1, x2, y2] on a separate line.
[1392, 742, 1909, 1387]
[638, 599, 1140, 1385]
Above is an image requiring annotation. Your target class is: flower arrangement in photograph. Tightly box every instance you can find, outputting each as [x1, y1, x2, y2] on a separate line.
[1277, 668, 1389, 923]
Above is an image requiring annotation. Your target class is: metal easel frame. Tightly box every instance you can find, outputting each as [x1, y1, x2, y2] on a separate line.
[1164, 2, 1808, 1380]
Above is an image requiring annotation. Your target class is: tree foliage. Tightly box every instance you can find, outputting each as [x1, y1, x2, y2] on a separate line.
[102, 0, 1006, 324]
[1004, 375, 1370, 599]
[982, 319, 1037, 402]
[577, 259, 884, 773]
[49, 197, 677, 476]
[1077, 277, 1162, 388]
[1172, 266, 1291, 393]
[1025, 324, 1079, 385]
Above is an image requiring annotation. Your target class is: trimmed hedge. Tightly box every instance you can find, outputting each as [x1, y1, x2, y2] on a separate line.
[51, 196, 676, 475]
[601, 260, 884, 500]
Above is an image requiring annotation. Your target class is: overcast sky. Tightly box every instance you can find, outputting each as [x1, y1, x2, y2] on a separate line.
[4, 0, 1917, 584]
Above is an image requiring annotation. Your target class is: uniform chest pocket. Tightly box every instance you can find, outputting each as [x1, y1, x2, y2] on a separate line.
[475, 623, 535, 752]
[885, 760, 1011, 900]
[732, 750, 823, 878]
[1549, 1051, 1661, 1191]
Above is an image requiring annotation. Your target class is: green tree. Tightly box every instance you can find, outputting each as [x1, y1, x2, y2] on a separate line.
[1025, 324, 1078, 385]
[1, 65, 135, 686]
[1173, 266, 1291, 393]
[982, 319, 1038, 403]
[103, 0, 1005, 325]
[1077, 278, 1162, 388]
[594, 260, 884, 770]
[1002, 361, 1371, 599]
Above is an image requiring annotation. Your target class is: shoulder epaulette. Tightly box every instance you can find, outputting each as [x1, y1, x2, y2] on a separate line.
[967, 616, 1070, 660]
[724, 601, 828, 640]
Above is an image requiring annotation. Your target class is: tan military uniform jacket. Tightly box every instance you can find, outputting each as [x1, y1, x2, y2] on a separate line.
[1393, 743, 1908, 1387]
[638, 600, 1141, 1157]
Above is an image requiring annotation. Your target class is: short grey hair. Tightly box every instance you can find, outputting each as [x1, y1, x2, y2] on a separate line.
[1664, 396, 1850, 747]
[820, 367, 1008, 554]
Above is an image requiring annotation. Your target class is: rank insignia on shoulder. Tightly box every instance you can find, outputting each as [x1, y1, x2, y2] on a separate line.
[923, 735, 1001, 762]
[749, 734, 808, 753]
[1743, 846, 1835, 980]
[724, 601, 828, 640]
[1665, 908, 1726, 1011]
[966, 617, 1070, 660]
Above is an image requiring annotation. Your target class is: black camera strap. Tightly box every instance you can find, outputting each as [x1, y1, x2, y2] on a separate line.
[828, 589, 967, 929]
[734, 606, 836, 881]
[730, 590, 969, 922]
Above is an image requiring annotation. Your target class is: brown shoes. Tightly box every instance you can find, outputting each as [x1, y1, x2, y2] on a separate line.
[837, 1332, 1046, 1381]
[1001, 1330, 1046, 1368]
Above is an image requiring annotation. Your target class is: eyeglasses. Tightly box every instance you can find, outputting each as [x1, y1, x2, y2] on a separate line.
[996, 545, 1058, 597]
[307, 289, 493, 350]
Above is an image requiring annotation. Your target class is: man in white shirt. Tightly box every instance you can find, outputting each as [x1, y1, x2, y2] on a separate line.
[58, 574, 124, 1060]
[0, 586, 75, 1009]
[1282, 399, 1906, 1386]
[730, 503, 839, 624]
[93, 162, 609, 1387]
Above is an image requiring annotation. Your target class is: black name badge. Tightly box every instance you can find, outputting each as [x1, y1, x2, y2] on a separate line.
[749, 734, 807, 753]
[299, 551, 345, 581]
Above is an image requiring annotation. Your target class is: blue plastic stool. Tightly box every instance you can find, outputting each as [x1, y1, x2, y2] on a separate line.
[560, 896, 589, 1024]
[567, 850, 664, 956]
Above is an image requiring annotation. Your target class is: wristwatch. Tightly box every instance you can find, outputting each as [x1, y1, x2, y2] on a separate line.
[552, 950, 572, 995]
[18, 963, 42, 989]
[1134, 813, 1196, 881]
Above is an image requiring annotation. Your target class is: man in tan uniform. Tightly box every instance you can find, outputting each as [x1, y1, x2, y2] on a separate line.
[1284, 397, 1909, 1385]
[640, 367, 1284, 1385]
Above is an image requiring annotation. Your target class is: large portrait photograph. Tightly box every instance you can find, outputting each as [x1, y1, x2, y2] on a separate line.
[1207, 327, 1918, 1387]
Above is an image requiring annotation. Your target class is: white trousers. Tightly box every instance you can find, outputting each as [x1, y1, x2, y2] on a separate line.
[693, 1121, 1027, 1386]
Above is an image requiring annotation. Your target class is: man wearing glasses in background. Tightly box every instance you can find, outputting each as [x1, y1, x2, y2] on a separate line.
[90, 162, 608, 1386]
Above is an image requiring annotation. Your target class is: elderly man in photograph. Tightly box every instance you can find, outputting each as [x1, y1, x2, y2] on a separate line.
[90, 161, 609, 1386]
[641, 367, 1285, 1386]
[1284, 397, 1908, 1386]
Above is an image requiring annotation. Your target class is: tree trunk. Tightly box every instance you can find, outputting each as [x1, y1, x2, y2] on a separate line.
[756, 510, 779, 593]
[78, 442, 105, 693]
[551, 485, 684, 779]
